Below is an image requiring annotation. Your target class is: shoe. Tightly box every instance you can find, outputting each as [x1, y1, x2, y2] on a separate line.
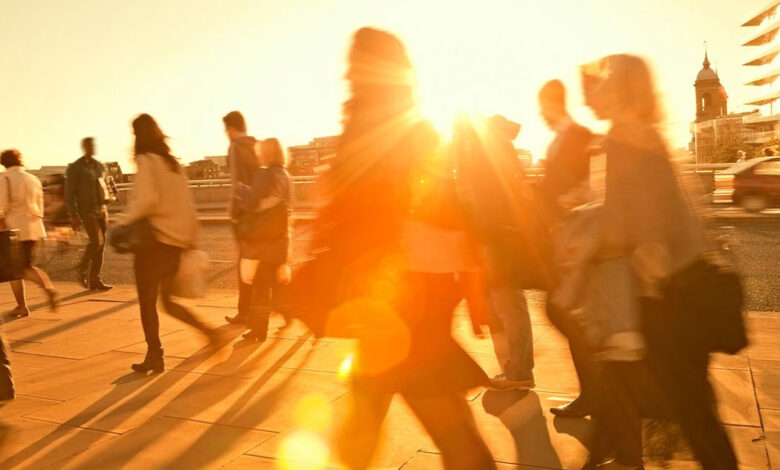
[596, 460, 644, 470]
[78, 269, 89, 288]
[550, 396, 590, 418]
[131, 350, 164, 374]
[487, 373, 535, 392]
[224, 314, 246, 325]
[242, 330, 267, 342]
[45, 288, 60, 311]
[10, 306, 30, 318]
[90, 279, 113, 291]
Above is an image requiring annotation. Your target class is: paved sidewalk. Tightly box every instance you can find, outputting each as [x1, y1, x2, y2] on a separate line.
[0, 283, 777, 469]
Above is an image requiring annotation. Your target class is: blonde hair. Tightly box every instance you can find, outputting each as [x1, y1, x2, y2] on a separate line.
[582, 54, 663, 125]
[261, 138, 286, 167]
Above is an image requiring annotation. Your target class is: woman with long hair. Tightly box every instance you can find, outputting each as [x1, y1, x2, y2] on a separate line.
[238, 137, 291, 341]
[580, 55, 736, 470]
[118, 114, 217, 373]
[300, 27, 495, 470]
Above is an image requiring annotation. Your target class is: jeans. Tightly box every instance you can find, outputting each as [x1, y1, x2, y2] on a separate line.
[489, 287, 534, 380]
[246, 262, 279, 338]
[134, 241, 209, 353]
[78, 209, 108, 282]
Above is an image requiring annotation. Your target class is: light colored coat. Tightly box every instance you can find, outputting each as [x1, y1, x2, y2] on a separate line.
[0, 166, 46, 241]
[120, 153, 197, 249]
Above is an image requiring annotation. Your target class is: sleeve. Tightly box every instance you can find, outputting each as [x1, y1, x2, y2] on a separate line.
[227, 143, 239, 218]
[0, 177, 8, 217]
[35, 178, 45, 218]
[119, 155, 158, 225]
[64, 164, 78, 217]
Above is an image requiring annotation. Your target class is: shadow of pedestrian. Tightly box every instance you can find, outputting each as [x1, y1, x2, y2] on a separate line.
[482, 390, 564, 468]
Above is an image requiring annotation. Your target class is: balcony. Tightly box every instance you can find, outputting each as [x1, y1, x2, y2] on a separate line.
[742, 19, 780, 46]
[745, 90, 780, 106]
[742, 0, 780, 27]
[744, 44, 780, 66]
[745, 68, 780, 86]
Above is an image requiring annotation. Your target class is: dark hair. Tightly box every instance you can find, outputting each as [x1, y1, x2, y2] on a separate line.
[132, 114, 180, 172]
[222, 111, 246, 133]
[764, 147, 775, 156]
[0, 149, 22, 168]
[539, 79, 566, 108]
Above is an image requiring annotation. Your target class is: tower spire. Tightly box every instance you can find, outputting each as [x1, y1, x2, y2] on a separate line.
[703, 41, 710, 68]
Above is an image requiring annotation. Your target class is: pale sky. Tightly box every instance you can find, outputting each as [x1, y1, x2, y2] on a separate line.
[0, 0, 771, 170]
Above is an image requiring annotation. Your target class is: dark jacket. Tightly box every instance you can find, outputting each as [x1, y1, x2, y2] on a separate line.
[227, 136, 258, 219]
[236, 165, 291, 263]
[65, 156, 110, 218]
[537, 120, 593, 220]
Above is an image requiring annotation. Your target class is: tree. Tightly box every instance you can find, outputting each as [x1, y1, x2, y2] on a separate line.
[712, 143, 742, 164]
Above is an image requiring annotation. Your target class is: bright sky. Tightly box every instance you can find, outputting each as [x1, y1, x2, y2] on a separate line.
[0, 0, 771, 170]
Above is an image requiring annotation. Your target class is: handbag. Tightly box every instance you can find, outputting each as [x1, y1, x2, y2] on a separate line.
[108, 219, 157, 254]
[170, 249, 209, 298]
[0, 176, 24, 282]
[664, 258, 747, 355]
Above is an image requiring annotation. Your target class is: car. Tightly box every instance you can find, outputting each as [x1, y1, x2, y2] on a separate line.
[713, 156, 780, 212]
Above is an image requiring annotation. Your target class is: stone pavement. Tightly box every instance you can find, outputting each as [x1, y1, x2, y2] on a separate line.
[0, 282, 777, 469]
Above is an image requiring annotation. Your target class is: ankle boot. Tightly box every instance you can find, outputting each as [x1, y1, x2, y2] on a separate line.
[131, 349, 164, 374]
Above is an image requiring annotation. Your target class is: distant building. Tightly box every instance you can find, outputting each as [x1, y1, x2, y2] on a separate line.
[104, 162, 123, 182]
[204, 155, 229, 177]
[741, 1, 780, 153]
[288, 136, 339, 176]
[185, 159, 221, 180]
[690, 51, 758, 163]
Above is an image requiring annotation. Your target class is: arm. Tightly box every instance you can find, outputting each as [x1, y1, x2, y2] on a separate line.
[119, 155, 158, 226]
[64, 164, 79, 219]
[0, 177, 8, 220]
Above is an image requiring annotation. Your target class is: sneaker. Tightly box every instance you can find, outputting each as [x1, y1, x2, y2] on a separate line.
[487, 373, 535, 392]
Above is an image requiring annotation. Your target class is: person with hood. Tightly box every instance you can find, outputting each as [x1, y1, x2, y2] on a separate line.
[222, 111, 259, 325]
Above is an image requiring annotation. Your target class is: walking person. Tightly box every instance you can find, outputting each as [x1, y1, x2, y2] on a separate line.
[65, 137, 112, 291]
[292, 27, 495, 470]
[117, 114, 217, 374]
[222, 111, 258, 325]
[0, 329, 13, 448]
[580, 54, 737, 470]
[0, 149, 59, 317]
[237, 138, 292, 342]
[536, 80, 601, 419]
[454, 115, 538, 392]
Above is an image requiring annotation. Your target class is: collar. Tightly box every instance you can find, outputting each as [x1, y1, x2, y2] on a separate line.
[5, 166, 23, 173]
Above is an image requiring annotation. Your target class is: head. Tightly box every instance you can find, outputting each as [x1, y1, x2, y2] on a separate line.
[222, 111, 247, 140]
[580, 54, 661, 125]
[81, 137, 95, 157]
[132, 113, 179, 171]
[737, 150, 746, 159]
[343, 27, 416, 124]
[260, 138, 286, 167]
[538, 80, 568, 129]
[0, 149, 23, 169]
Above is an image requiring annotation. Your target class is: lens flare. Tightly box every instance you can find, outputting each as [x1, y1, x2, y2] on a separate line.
[294, 393, 332, 431]
[338, 353, 354, 380]
[278, 430, 330, 470]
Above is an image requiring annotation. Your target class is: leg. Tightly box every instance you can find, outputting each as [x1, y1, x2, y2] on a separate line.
[245, 263, 276, 340]
[489, 287, 533, 381]
[547, 302, 600, 413]
[9, 281, 26, 310]
[89, 211, 108, 283]
[158, 246, 212, 335]
[404, 392, 496, 470]
[134, 248, 163, 354]
[78, 214, 100, 278]
[336, 383, 393, 470]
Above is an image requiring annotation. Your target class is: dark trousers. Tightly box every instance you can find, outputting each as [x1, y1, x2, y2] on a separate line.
[641, 297, 737, 470]
[546, 302, 600, 405]
[79, 210, 108, 281]
[0, 332, 13, 401]
[237, 262, 252, 318]
[246, 262, 280, 338]
[134, 241, 209, 353]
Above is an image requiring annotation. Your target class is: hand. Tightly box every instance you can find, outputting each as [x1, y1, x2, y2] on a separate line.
[70, 217, 81, 230]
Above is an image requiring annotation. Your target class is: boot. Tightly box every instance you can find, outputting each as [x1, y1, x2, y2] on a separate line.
[131, 349, 164, 374]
